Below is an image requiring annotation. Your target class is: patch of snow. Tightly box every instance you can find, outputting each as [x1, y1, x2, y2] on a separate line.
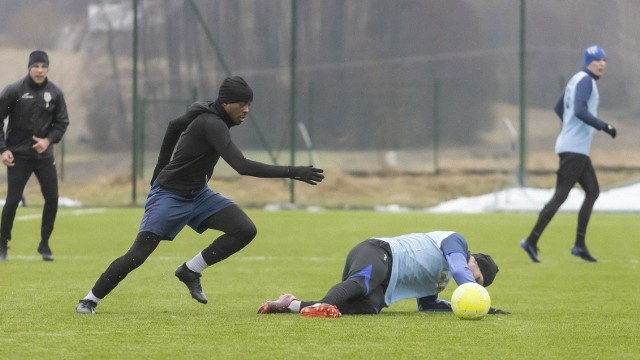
[426, 183, 640, 213]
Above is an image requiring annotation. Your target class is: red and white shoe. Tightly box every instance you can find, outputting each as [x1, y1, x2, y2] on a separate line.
[300, 303, 341, 318]
[257, 294, 298, 314]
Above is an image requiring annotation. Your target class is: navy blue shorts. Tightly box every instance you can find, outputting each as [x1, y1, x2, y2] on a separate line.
[339, 239, 393, 313]
[139, 184, 235, 240]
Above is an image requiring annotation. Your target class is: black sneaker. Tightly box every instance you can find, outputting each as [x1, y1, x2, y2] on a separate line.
[37, 243, 54, 261]
[175, 263, 208, 304]
[520, 239, 541, 263]
[571, 246, 597, 262]
[0, 239, 7, 261]
[76, 299, 98, 314]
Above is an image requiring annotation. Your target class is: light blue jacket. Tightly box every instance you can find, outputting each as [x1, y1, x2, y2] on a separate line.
[376, 231, 475, 306]
[554, 68, 607, 156]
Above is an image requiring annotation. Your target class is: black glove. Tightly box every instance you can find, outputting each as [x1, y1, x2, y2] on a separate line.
[417, 296, 452, 312]
[603, 124, 617, 139]
[488, 307, 510, 315]
[288, 166, 324, 185]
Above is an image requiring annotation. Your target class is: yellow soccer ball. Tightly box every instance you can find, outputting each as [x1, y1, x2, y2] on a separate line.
[451, 283, 491, 320]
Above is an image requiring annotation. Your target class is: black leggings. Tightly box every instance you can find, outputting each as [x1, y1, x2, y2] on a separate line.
[91, 204, 256, 299]
[527, 164, 599, 247]
[198, 204, 257, 265]
[1, 158, 58, 244]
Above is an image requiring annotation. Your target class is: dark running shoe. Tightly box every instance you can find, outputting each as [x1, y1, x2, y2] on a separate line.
[37, 243, 54, 261]
[257, 294, 299, 314]
[520, 239, 541, 263]
[571, 246, 597, 262]
[0, 239, 7, 261]
[76, 299, 98, 314]
[175, 263, 208, 304]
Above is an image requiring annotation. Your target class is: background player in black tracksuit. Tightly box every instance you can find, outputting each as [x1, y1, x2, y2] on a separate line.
[76, 76, 324, 314]
[0, 50, 69, 261]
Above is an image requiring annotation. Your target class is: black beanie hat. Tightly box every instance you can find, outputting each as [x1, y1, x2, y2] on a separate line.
[218, 76, 253, 104]
[28, 50, 49, 68]
[472, 253, 499, 287]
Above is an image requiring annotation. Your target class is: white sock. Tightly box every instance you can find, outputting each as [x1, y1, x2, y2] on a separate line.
[84, 291, 101, 304]
[289, 300, 301, 313]
[185, 253, 208, 273]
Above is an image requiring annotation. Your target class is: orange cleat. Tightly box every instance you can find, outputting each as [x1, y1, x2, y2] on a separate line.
[300, 303, 341, 318]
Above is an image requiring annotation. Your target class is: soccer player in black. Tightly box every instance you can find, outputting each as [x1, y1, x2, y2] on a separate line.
[76, 76, 324, 314]
[0, 50, 69, 261]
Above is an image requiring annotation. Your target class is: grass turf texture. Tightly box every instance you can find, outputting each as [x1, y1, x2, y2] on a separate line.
[0, 208, 638, 359]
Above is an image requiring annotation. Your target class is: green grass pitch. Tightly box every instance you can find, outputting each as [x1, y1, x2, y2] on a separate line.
[0, 208, 638, 359]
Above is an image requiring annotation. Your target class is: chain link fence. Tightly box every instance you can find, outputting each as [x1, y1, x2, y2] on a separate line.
[1, 0, 639, 207]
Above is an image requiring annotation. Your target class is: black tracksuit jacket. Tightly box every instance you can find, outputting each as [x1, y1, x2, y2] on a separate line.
[0, 75, 69, 159]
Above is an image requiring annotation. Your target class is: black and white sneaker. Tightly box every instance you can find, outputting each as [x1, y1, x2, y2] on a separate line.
[37, 243, 54, 261]
[175, 263, 208, 304]
[76, 299, 98, 314]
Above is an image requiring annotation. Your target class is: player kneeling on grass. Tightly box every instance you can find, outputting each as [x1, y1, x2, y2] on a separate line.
[75, 76, 324, 314]
[258, 231, 509, 317]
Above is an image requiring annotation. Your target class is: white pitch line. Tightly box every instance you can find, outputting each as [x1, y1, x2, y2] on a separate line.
[4, 254, 340, 262]
[15, 208, 107, 221]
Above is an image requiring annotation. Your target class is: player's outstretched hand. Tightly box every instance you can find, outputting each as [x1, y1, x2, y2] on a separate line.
[488, 307, 510, 315]
[288, 166, 325, 185]
[603, 124, 617, 139]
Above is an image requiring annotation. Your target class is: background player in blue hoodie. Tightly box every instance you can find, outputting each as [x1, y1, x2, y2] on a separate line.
[76, 76, 324, 314]
[520, 46, 616, 263]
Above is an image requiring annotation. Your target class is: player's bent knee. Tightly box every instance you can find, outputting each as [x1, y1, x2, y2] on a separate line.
[236, 222, 257, 242]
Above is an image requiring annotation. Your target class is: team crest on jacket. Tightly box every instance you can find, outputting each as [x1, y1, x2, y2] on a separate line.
[44, 92, 52, 108]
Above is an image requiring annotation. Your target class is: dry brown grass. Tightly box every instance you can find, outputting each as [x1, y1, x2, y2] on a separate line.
[4, 101, 640, 208]
[6, 147, 639, 209]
